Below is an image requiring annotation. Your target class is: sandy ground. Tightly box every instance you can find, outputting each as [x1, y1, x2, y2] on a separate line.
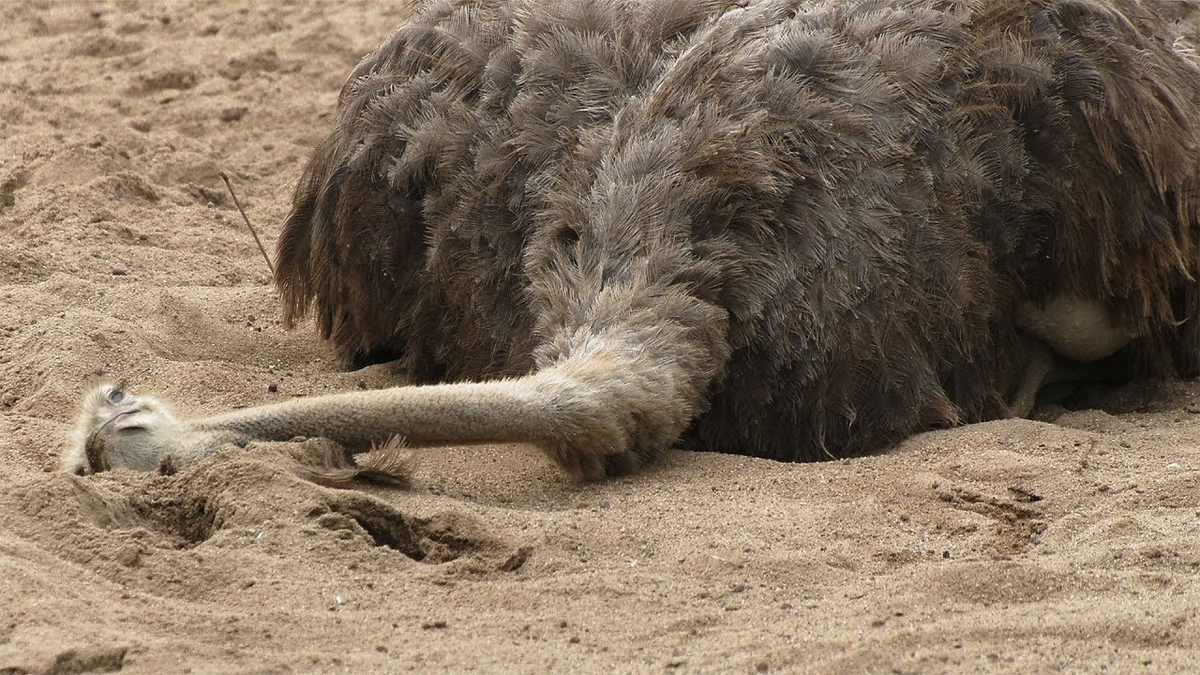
[2, 1, 1200, 673]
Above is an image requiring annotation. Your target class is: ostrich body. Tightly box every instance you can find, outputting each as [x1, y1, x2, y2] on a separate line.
[69, 0, 1200, 480]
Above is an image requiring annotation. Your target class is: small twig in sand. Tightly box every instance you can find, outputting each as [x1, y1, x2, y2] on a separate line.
[219, 171, 274, 275]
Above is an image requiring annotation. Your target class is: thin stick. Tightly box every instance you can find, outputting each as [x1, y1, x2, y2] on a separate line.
[219, 171, 274, 275]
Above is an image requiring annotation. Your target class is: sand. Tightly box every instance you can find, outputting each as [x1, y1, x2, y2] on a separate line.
[2, 1, 1199, 673]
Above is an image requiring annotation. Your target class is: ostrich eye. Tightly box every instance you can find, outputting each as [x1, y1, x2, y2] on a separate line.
[107, 389, 125, 405]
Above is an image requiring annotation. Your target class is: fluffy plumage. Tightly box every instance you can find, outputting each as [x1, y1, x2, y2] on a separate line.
[274, 0, 1200, 465]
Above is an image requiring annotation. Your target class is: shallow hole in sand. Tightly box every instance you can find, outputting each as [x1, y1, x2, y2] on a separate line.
[47, 645, 128, 674]
[125, 492, 218, 549]
[316, 493, 496, 564]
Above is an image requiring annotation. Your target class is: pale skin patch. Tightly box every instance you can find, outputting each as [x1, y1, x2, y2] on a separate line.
[1017, 295, 1139, 363]
[1009, 295, 1141, 416]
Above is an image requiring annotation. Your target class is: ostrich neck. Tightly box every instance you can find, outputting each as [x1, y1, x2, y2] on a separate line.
[188, 379, 552, 450]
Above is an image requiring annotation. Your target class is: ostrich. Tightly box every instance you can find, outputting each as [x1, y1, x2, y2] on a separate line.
[67, 0, 1200, 481]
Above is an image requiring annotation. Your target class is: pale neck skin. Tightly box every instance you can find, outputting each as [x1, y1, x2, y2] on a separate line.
[190, 378, 552, 449]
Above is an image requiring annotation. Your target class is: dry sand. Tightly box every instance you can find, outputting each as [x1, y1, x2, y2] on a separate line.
[2, 1, 1200, 673]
